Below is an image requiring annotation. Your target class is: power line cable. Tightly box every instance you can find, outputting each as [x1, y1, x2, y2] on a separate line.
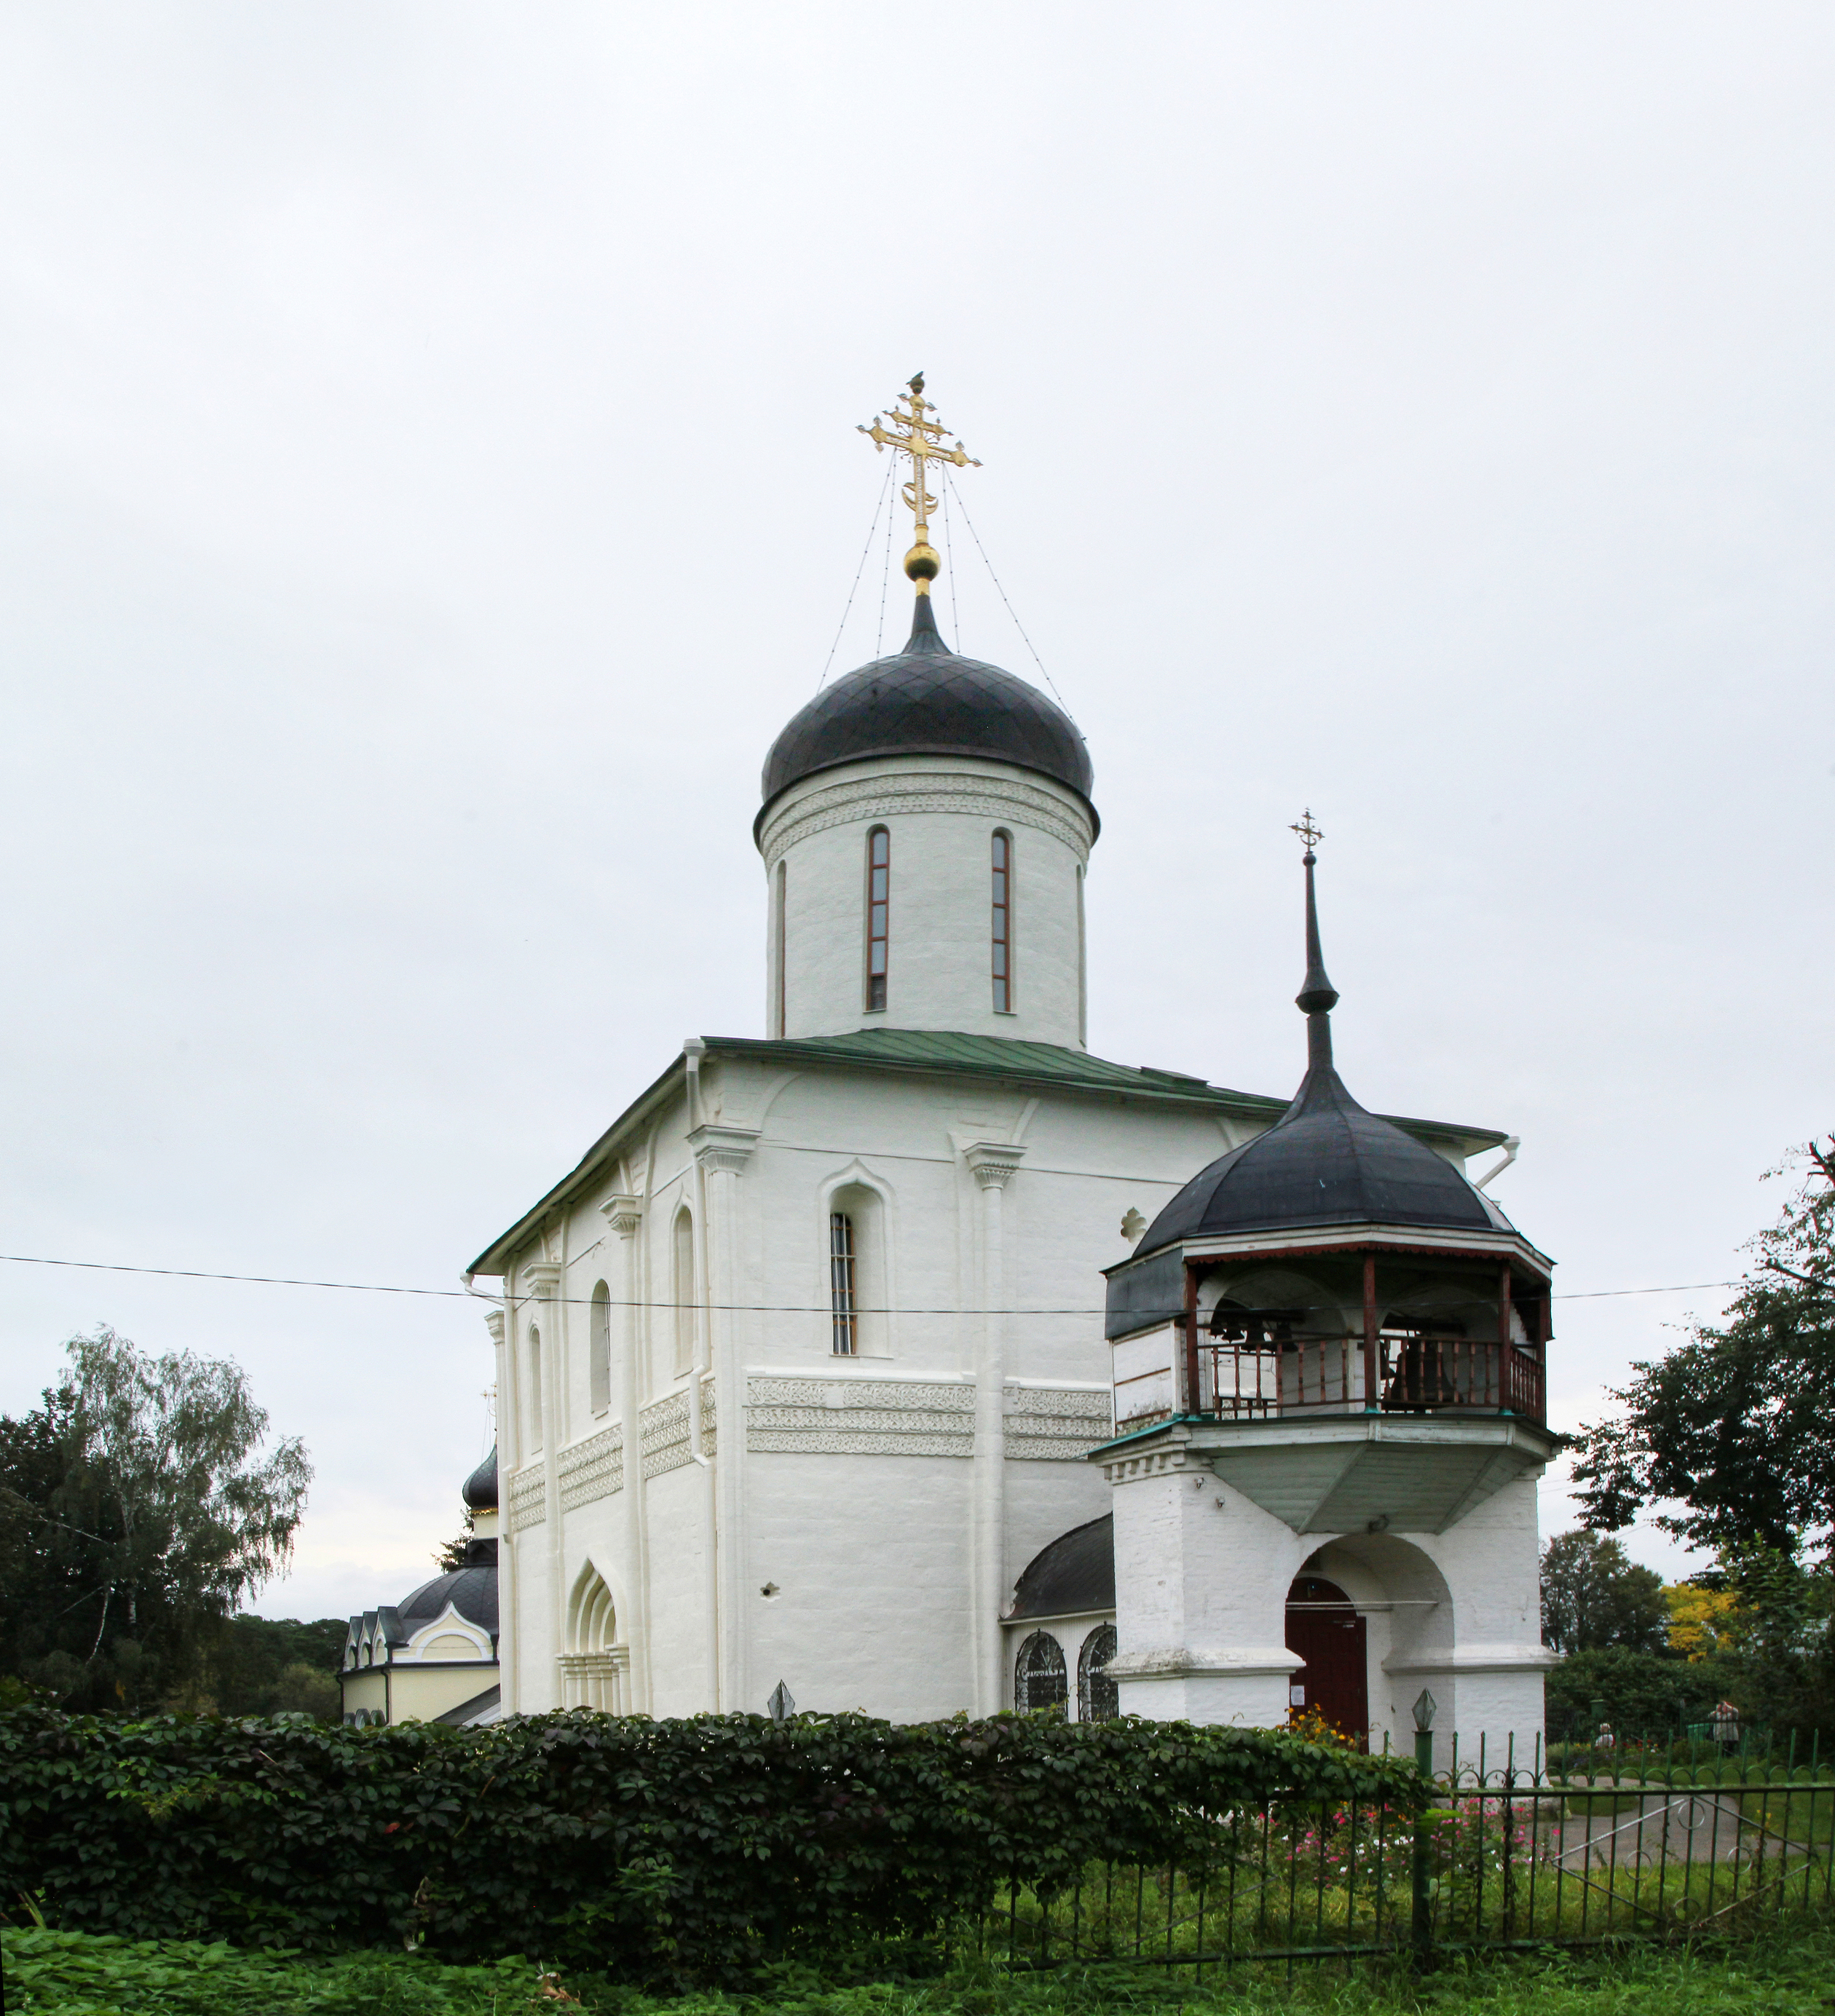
[0, 1249, 1767, 1316]
[943, 467, 1068, 708]
[876, 461, 896, 656]
[816, 461, 896, 691]
[941, 456, 960, 648]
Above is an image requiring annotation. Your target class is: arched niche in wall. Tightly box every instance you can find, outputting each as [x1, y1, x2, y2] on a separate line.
[564, 1560, 627, 1712]
[589, 1281, 612, 1415]
[671, 1207, 697, 1379]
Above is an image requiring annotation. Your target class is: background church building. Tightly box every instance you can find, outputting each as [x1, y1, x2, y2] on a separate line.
[374, 380, 1556, 1756]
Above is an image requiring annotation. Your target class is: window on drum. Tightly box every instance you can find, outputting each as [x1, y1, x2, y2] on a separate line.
[865, 827, 889, 1011]
[992, 829, 1013, 1012]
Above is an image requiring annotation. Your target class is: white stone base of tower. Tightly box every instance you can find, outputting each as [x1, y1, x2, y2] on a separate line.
[1106, 1447, 1554, 1769]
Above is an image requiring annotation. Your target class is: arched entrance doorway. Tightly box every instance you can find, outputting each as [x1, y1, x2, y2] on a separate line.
[1285, 1575, 1368, 1739]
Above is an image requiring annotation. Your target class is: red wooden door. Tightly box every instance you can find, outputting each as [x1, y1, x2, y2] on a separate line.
[1284, 1576, 1368, 1739]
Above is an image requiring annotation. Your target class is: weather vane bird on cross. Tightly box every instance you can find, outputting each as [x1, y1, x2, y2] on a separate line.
[859, 373, 981, 594]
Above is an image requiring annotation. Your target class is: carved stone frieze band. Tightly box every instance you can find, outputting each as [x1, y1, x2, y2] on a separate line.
[759, 770, 1093, 869]
[1003, 1384, 1113, 1462]
[558, 1424, 625, 1509]
[746, 1375, 974, 1456]
[742, 1376, 1110, 1460]
[507, 1467, 547, 1533]
[639, 1390, 690, 1479]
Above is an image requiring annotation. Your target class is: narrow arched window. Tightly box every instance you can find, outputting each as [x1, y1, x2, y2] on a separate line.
[774, 859, 788, 1039]
[673, 1210, 695, 1377]
[829, 1211, 858, 1356]
[991, 830, 1014, 1012]
[1078, 1624, 1119, 1722]
[1014, 1630, 1068, 1713]
[589, 1281, 612, 1415]
[527, 1324, 544, 1450]
[864, 826, 889, 1011]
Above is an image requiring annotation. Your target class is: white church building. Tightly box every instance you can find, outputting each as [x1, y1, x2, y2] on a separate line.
[460, 384, 1557, 1759]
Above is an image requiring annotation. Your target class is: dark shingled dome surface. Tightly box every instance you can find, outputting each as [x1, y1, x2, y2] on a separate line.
[1009, 1514, 1115, 1619]
[1136, 1061, 1496, 1258]
[397, 1564, 498, 1638]
[759, 594, 1095, 825]
[462, 1445, 498, 1512]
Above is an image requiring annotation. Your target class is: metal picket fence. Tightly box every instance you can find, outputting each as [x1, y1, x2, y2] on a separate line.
[974, 1732, 1835, 1971]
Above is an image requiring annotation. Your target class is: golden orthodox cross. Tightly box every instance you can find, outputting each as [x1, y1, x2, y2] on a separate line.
[1290, 810, 1324, 853]
[858, 373, 981, 592]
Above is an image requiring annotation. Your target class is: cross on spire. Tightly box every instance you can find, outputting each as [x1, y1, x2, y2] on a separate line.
[858, 373, 981, 594]
[1290, 808, 1323, 856]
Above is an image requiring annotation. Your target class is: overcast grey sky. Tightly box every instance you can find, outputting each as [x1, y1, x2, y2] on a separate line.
[2, 4, 1830, 1623]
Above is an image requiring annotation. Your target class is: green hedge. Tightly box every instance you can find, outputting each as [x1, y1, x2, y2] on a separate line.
[0, 1707, 1421, 1983]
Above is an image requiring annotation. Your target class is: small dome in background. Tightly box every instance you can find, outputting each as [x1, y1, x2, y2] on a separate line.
[462, 1445, 498, 1511]
[396, 1563, 499, 1638]
[759, 594, 1095, 829]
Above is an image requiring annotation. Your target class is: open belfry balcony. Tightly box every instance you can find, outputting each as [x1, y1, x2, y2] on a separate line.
[1104, 1237, 1557, 1534]
[1191, 1314, 1544, 1423]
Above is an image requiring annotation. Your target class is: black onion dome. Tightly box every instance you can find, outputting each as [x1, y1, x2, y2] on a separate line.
[462, 1445, 498, 1512]
[397, 1564, 498, 1638]
[758, 594, 1096, 833]
[1136, 1062, 1496, 1257]
[1009, 1515, 1115, 1619]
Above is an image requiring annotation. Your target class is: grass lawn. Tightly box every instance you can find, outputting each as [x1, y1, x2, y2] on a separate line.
[5, 1927, 1834, 2016]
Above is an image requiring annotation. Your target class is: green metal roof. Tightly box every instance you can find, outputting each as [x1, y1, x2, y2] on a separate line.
[705, 1027, 1292, 1111]
[465, 1029, 1509, 1276]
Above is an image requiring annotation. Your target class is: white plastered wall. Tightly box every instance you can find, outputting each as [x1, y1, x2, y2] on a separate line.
[1105, 1449, 1551, 1761]
[1108, 1457, 1306, 1723]
[490, 1049, 1268, 1721]
[759, 755, 1094, 1048]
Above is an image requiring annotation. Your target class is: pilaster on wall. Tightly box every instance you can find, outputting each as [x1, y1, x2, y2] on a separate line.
[1104, 1448, 1303, 1726]
[689, 1125, 759, 1713]
[484, 1305, 510, 1712]
[599, 1195, 647, 1714]
[521, 1260, 564, 1711]
[962, 1140, 1025, 1715]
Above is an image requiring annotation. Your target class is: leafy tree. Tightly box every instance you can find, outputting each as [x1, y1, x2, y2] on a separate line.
[1540, 1530, 1669, 1653]
[0, 1328, 311, 1711]
[1665, 1581, 1740, 1659]
[205, 1614, 348, 1717]
[1571, 1137, 1835, 1556]
[433, 1509, 475, 1573]
[1544, 1644, 1727, 1742]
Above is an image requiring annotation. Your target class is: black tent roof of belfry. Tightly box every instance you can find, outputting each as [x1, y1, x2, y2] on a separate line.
[757, 593, 1096, 832]
[1132, 842, 1504, 1262]
[1133, 1069, 1499, 1257]
[1008, 1514, 1115, 1620]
